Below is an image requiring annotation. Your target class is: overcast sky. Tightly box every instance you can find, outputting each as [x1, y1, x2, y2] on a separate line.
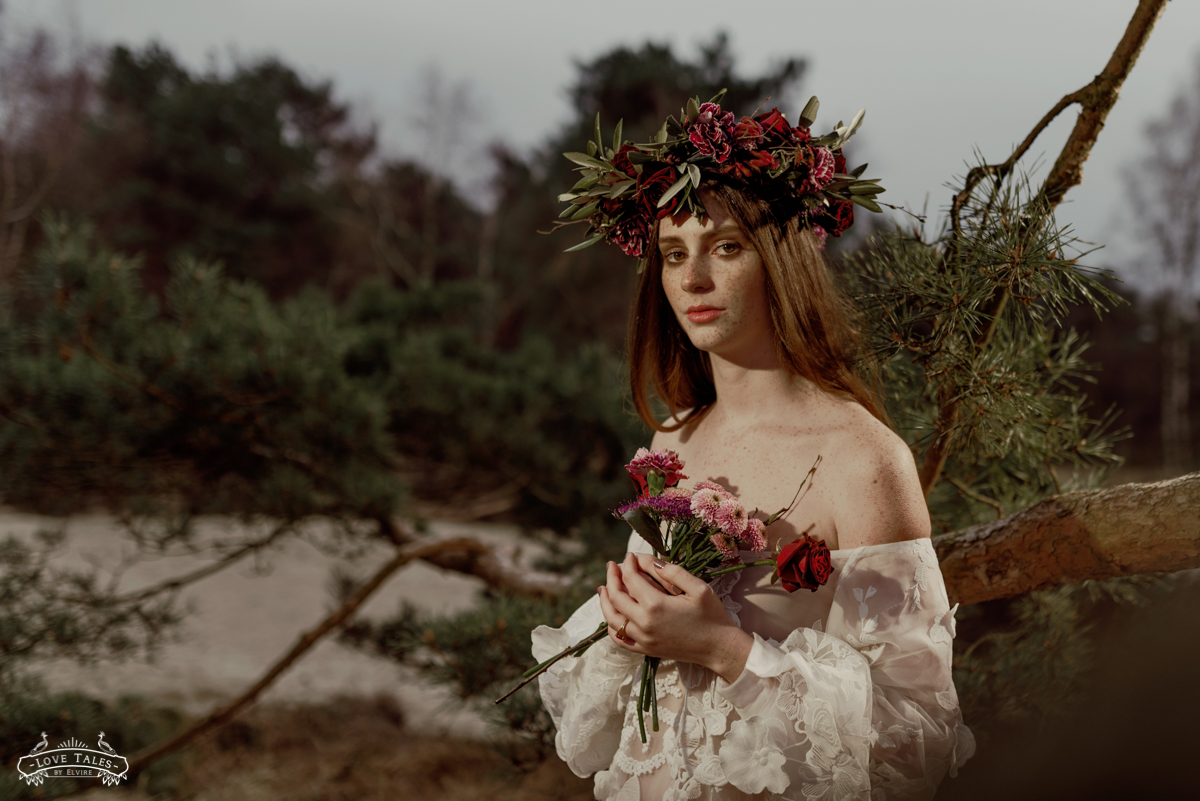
[9, 0, 1200, 279]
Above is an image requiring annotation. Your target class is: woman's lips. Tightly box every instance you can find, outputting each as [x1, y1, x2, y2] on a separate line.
[686, 306, 724, 323]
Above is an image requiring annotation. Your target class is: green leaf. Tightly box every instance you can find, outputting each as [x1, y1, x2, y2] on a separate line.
[609, 179, 635, 198]
[850, 183, 884, 195]
[586, 140, 597, 157]
[707, 88, 728, 106]
[798, 96, 820, 128]
[556, 192, 579, 202]
[612, 119, 624, 154]
[850, 162, 869, 178]
[627, 150, 654, 164]
[687, 163, 701, 189]
[851, 195, 883, 213]
[657, 173, 691, 209]
[571, 200, 600, 220]
[564, 152, 613, 170]
[686, 97, 699, 121]
[571, 173, 602, 192]
[565, 232, 605, 252]
[655, 120, 669, 144]
[594, 111, 603, 152]
[622, 508, 666, 554]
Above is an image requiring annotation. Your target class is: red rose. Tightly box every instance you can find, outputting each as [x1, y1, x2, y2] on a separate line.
[775, 534, 833, 592]
[613, 144, 639, 178]
[755, 108, 790, 139]
[833, 150, 847, 175]
[814, 199, 855, 238]
[637, 164, 682, 220]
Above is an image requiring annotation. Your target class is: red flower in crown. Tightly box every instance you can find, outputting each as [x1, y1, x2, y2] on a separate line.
[688, 102, 737, 163]
[730, 150, 778, 181]
[607, 213, 650, 258]
[733, 116, 765, 150]
[755, 108, 791, 139]
[815, 199, 855, 238]
[612, 143, 639, 178]
[638, 165, 682, 220]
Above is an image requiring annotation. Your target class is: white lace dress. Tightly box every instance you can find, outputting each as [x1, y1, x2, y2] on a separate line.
[532, 536, 976, 800]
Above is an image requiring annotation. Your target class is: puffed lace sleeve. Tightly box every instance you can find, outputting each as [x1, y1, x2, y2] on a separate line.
[532, 593, 641, 777]
[714, 539, 975, 800]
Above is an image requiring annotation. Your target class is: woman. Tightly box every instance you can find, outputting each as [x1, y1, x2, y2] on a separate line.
[534, 97, 974, 800]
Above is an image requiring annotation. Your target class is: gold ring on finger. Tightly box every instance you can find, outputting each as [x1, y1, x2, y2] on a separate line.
[615, 618, 628, 639]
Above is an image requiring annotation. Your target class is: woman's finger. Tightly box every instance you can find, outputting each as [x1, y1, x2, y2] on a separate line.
[630, 553, 682, 595]
[598, 586, 640, 648]
[651, 558, 711, 596]
[604, 562, 639, 623]
[620, 552, 675, 604]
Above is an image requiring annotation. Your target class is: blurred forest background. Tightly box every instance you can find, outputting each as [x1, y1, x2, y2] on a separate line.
[1, 3, 1198, 799]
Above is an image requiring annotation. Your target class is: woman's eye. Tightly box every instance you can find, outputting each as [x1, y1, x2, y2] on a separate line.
[717, 242, 740, 255]
[664, 250, 686, 263]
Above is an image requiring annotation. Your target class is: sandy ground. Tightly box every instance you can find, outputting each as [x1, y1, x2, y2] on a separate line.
[1, 510, 533, 737]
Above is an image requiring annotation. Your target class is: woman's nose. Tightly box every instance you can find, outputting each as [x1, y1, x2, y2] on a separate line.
[680, 257, 714, 294]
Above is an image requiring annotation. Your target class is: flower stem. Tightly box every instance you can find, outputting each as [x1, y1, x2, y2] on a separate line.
[707, 559, 776, 577]
[493, 621, 607, 705]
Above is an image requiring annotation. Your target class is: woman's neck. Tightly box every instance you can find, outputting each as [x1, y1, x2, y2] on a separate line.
[707, 350, 814, 427]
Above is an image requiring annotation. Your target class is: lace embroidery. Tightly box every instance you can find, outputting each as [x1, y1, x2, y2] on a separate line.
[536, 538, 973, 800]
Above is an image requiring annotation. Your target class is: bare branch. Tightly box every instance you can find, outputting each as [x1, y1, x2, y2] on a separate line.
[935, 471, 1200, 606]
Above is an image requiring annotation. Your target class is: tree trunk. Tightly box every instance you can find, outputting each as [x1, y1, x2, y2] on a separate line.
[1161, 303, 1192, 472]
[934, 471, 1200, 606]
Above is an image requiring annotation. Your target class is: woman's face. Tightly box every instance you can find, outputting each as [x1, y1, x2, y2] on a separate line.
[658, 196, 774, 363]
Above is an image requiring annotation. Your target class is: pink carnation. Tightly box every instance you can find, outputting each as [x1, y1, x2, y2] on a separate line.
[810, 224, 828, 250]
[740, 518, 768, 552]
[625, 447, 688, 496]
[688, 102, 736, 164]
[714, 497, 749, 540]
[661, 486, 693, 501]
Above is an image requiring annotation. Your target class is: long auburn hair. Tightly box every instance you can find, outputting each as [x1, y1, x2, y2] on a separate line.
[628, 179, 885, 432]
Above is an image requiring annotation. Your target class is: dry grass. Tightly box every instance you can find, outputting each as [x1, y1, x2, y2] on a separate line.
[83, 696, 594, 801]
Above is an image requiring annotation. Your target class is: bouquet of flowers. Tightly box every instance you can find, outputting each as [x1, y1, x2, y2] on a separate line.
[496, 448, 833, 743]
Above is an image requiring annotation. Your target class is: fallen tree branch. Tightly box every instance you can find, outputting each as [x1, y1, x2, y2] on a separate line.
[119, 533, 480, 779]
[935, 471, 1200, 606]
[378, 515, 572, 599]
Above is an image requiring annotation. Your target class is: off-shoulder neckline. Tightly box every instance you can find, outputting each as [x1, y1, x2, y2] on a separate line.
[828, 537, 933, 557]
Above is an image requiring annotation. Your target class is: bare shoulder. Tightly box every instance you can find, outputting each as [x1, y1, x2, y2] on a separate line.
[821, 401, 930, 550]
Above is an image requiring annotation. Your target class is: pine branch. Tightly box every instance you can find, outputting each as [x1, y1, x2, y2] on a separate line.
[920, 0, 1169, 496]
[935, 470, 1200, 606]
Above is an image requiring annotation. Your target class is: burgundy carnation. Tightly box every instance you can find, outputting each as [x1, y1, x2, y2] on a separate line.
[775, 534, 833, 593]
[810, 147, 835, 188]
[638, 164, 682, 220]
[688, 102, 736, 163]
[607, 213, 650, 257]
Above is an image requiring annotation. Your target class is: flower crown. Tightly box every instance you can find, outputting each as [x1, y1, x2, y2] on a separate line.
[554, 90, 884, 260]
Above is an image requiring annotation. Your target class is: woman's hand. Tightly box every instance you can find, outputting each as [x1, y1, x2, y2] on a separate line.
[597, 553, 753, 684]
